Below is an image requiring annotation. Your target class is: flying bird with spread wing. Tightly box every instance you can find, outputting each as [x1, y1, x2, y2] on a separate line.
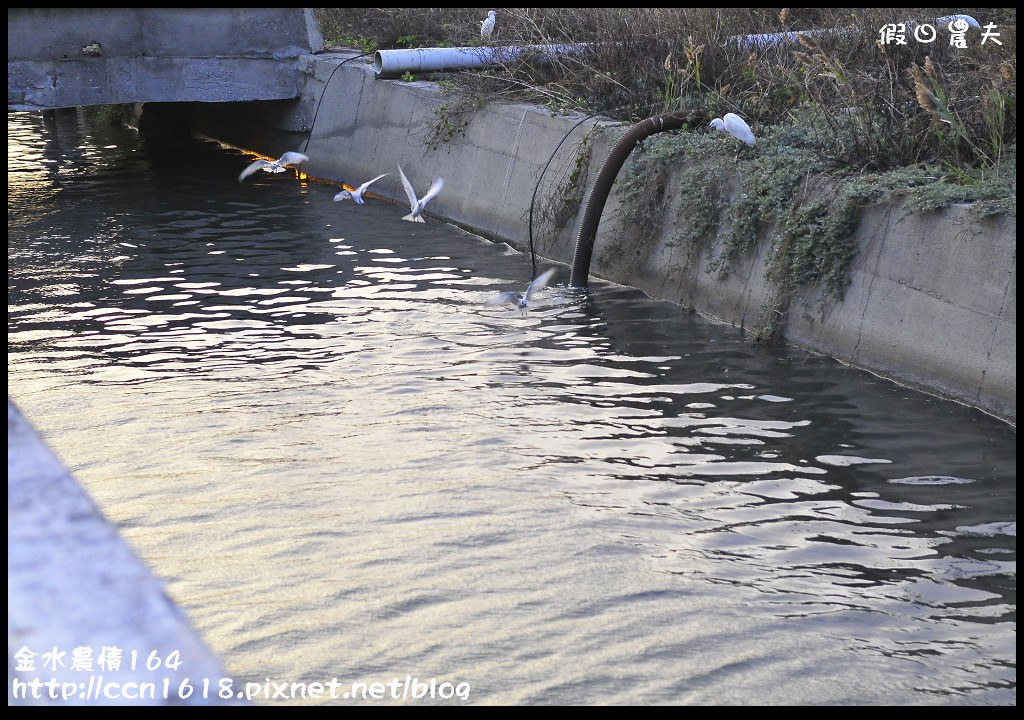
[485, 268, 557, 316]
[333, 173, 389, 205]
[397, 165, 444, 223]
[238, 151, 310, 182]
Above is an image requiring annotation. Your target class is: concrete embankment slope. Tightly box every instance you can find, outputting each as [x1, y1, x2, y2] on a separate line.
[188, 51, 1015, 422]
[8, 399, 237, 705]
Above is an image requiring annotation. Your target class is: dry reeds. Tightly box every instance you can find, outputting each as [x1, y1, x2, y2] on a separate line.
[316, 7, 1016, 171]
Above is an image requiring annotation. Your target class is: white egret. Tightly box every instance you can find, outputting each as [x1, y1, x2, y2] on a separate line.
[481, 10, 496, 40]
[397, 165, 444, 223]
[333, 173, 389, 205]
[709, 113, 756, 146]
[238, 151, 309, 182]
[485, 268, 557, 316]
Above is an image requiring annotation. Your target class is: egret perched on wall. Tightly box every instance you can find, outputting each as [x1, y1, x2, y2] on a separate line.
[238, 151, 309, 182]
[481, 10, 496, 40]
[709, 113, 756, 146]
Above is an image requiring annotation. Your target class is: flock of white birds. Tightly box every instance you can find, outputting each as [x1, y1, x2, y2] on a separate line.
[238, 154, 443, 225]
[237, 10, 758, 313]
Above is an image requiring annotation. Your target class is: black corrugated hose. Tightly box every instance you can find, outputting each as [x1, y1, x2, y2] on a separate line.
[569, 110, 707, 288]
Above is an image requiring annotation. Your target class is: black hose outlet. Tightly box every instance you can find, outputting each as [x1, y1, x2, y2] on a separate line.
[569, 110, 708, 288]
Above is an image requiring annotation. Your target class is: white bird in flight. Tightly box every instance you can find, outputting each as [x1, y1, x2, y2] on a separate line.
[709, 113, 756, 146]
[333, 173, 389, 205]
[398, 165, 444, 223]
[481, 10, 496, 39]
[485, 268, 557, 315]
[238, 151, 309, 182]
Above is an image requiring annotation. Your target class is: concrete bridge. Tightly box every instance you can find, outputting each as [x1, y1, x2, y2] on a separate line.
[7, 8, 323, 111]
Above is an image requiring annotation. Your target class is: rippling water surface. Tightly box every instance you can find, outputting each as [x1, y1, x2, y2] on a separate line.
[8, 111, 1016, 705]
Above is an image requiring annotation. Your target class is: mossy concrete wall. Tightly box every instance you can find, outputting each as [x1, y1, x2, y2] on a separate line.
[788, 204, 1014, 421]
[188, 51, 1015, 422]
[605, 187, 1016, 422]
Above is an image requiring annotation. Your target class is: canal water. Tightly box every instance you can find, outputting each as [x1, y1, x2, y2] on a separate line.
[7, 110, 1016, 705]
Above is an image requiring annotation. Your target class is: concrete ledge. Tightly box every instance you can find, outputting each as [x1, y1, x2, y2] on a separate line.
[9, 57, 307, 110]
[8, 8, 323, 62]
[7, 8, 323, 110]
[8, 399, 235, 705]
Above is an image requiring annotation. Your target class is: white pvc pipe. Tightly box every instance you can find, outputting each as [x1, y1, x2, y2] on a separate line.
[735, 13, 981, 49]
[373, 43, 588, 78]
[374, 12, 982, 75]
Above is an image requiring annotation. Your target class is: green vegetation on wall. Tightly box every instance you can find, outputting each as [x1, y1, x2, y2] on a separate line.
[315, 7, 1015, 340]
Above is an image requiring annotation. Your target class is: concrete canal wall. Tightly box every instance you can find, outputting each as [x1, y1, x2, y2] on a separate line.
[616, 194, 1016, 423]
[188, 51, 1015, 422]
